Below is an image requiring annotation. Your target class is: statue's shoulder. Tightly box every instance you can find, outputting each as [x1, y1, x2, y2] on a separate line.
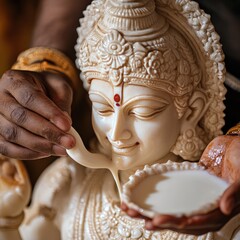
[19, 157, 85, 239]
[24, 158, 84, 219]
[32, 156, 85, 206]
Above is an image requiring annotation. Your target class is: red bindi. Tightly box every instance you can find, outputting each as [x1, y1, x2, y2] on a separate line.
[114, 94, 121, 103]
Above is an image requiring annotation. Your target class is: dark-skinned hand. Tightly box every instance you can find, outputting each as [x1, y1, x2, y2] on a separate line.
[0, 70, 76, 159]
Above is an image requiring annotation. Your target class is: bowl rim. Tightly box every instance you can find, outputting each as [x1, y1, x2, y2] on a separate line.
[122, 161, 229, 218]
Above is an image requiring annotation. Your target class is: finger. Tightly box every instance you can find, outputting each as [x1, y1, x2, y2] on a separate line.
[145, 226, 213, 236]
[145, 220, 155, 230]
[0, 136, 50, 160]
[184, 209, 227, 229]
[145, 220, 215, 235]
[4, 70, 72, 132]
[126, 208, 143, 218]
[148, 212, 225, 235]
[121, 202, 128, 211]
[43, 72, 73, 115]
[152, 214, 187, 228]
[220, 181, 240, 215]
[0, 97, 75, 149]
[0, 116, 67, 156]
[121, 203, 150, 220]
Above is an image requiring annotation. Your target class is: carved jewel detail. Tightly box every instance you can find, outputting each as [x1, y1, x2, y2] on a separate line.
[95, 201, 214, 240]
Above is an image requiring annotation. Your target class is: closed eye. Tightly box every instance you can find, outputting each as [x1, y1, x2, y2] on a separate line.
[129, 105, 168, 119]
[89, 91, 114, 116]
[92, 102, 114, 116]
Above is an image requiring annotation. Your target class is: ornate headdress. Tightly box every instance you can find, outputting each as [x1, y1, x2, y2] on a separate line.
[75, 0, 226, 159]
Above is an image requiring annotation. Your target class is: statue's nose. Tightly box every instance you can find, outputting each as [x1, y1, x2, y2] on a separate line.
[109, 111, 132, 142]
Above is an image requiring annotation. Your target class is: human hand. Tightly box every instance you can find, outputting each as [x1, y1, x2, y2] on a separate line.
[0, 70, 76, 159]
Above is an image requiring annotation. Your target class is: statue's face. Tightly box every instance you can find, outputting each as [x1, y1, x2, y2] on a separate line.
[89, 80, 182, 170]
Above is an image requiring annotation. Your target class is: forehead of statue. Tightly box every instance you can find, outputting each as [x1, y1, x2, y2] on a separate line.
[89, 80, 173, 105]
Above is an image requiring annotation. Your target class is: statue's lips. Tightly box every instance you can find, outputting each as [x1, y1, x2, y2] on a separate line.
[111, 143, 138, 154]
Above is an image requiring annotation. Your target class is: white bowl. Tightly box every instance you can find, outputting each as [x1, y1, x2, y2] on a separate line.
[122, 161, 229, 218]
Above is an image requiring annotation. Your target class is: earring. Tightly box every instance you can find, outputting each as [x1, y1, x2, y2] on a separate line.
[171, 129, 205, 161]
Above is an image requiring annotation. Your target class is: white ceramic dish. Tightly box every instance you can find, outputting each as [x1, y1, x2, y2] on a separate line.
[122, 161, 229, 218]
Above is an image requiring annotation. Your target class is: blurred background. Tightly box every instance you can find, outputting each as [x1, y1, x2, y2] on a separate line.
[0, 0, 38, 75]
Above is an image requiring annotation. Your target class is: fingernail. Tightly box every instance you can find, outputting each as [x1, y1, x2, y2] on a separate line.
[52, 145, 67, 156]
[60, 135, 76, 149]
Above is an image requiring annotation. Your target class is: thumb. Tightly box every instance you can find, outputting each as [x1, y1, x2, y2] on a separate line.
[220, 181, 240, 215]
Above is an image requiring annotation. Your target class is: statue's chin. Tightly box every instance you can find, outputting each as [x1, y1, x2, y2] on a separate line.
[111, 155, 157, 172]
[111, 155, 135, 171]
[111, 154, 151, 172]
[111, 151, 181, 172]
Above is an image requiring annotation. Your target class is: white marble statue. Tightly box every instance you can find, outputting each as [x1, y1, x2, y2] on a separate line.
[1, 0, 240, 239]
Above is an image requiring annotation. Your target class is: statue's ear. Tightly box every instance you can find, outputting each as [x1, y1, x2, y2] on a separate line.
[180, 90, 208, 132]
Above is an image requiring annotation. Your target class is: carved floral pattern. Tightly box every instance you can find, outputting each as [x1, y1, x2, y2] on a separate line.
[98, 30, 133, 70]
[97, 204, 150, 239]
[144, 50, 164, 78]
[78, 28, 198, 100]
[129, 43, 147, 72]
[172, 129, 206, 161]
[97, 200, 197, 240]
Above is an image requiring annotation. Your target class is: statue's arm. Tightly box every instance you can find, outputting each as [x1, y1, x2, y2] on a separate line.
[0, 158, 31, 240]
[20, 157, 79, 240]
[0, 156, 82, 240]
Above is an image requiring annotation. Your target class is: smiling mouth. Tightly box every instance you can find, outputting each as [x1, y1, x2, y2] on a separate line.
[111, 142, 139, 155]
